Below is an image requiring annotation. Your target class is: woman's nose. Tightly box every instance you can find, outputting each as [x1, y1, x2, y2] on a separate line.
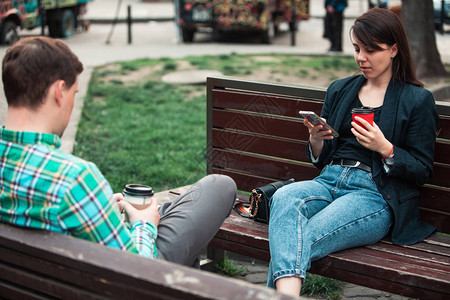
[356, 52, 367, 61]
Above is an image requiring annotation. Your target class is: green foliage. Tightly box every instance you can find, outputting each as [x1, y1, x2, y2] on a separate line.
[162, 61, 178, 71]
[301, 273, 344, 300]
[216, 254, 246, 276]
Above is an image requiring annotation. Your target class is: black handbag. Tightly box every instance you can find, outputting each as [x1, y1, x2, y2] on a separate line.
[234, 179, 295, 224]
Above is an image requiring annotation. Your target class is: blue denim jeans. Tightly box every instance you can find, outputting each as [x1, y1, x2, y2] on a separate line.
[267, 164, 393, 288]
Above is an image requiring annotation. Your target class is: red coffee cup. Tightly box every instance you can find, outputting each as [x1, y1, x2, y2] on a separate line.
[352, 107, 374, 127]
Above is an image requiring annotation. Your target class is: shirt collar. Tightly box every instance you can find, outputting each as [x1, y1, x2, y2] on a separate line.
[0, 126, 61, 149]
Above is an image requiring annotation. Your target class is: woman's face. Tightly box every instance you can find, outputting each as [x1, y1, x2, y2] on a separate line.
[352, 35, 398, 83]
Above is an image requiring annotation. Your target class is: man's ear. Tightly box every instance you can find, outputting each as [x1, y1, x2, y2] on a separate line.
[53, 80, 66, 106]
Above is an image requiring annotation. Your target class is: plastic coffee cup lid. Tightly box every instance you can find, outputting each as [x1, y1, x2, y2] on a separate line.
[123, 184, 154, 197]
[351, 106, 374, 114]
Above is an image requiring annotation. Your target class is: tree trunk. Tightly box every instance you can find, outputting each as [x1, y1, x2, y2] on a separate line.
[401, 0, 448, 78]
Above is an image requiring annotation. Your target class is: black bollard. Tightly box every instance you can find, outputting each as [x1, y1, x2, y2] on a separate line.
[289, 6, 298, 46]
[440, 0, 445, 35]
[127, 5, 132, 44]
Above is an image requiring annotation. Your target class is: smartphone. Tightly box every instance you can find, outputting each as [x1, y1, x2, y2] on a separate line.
[299, 111, 339, 137]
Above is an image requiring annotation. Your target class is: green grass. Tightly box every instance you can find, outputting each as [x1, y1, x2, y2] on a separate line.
[75, 76, 207, 192]
[301, 273, 344, 299]
[215, 254, 246, 276]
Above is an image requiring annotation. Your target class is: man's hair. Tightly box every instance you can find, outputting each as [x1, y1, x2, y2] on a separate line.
[2, 36, 84, 109]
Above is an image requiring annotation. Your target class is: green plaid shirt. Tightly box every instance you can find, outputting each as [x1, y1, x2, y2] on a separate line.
[0, 127, 157, 258]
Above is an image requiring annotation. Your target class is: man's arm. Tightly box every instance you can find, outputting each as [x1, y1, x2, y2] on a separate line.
[58, 163, 157, 258]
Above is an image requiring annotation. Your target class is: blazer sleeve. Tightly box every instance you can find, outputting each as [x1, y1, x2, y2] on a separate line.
[386, 88, 438, 186]
[306, 80, 340, 169]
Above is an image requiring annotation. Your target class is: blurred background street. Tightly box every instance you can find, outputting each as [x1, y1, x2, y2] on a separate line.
[1, 0, 449, 132]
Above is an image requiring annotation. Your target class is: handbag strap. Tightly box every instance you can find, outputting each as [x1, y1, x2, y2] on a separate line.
[248, 189, 261, 217]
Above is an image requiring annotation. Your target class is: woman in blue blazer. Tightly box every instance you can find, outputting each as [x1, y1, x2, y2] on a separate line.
[268, 8, 438, 296]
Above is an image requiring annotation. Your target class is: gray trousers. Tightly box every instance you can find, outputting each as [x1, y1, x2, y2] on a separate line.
[156, 174, 236, 266]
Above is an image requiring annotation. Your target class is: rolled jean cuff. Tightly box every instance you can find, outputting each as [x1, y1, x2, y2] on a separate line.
[272, 269, 306, 284]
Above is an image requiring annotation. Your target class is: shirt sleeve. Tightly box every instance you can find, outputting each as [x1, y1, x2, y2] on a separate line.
[58, 162, 157, 259]
[308, 142, 320, 163]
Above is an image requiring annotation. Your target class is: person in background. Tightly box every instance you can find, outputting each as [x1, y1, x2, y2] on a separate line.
[369, 0, 388, 9]
[0, 36, 236, 267]
[268, 8, 438, 296]
[324, 0, 348, 52]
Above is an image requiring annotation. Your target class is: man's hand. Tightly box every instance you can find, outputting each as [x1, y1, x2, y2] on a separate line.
[119, 199, 161, 227]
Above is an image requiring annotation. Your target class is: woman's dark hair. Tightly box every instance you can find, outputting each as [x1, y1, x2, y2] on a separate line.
[2, 36, 84, 109]
[350, 8, 423, 87]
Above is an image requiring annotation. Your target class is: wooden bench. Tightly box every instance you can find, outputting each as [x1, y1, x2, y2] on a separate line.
[201, 76, 450, 299]
[0, 189, 298, 299]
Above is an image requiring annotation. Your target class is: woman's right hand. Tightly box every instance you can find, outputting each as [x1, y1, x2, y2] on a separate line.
[119, 199, 160, 227]
[304, 118, 335, 143]
[304, 118, 334, 159]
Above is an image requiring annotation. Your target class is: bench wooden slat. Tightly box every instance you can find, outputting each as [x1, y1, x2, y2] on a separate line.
[310, 261, 448, 300]
[437, 116, 450, 140]
[419, 185, 450, 213]
[211, 89, 325, 118]
[212, 128, 308, 162]
[213, 149, 319, 182]
[424, 232, 450, 248]
[419, 207, 450, 233]
[368, 242, 450, 269]
[0, 281, 51, 300]
[404, 235, 450, 258]
[428, 161, 450, 188]
[0, 245, 134, 298]
[326, 247, 450, 293]
[0, 261, 105, 300]
[434, 140, 450, 165]
[212, 108, 309, 141]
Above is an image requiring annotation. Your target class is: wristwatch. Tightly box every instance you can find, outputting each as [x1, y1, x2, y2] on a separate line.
[382, 146, 394, 173]
[384, 153, 394, 166]
[382, 152, 394, 174]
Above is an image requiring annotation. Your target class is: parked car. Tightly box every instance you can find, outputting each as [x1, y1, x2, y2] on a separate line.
[176, 0, 309, 43]
[434, 0, 450, 30]
[0, 0, 92, 45]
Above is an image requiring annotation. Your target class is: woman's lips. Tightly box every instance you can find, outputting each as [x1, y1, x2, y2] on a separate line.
[360, 66, 370, 72]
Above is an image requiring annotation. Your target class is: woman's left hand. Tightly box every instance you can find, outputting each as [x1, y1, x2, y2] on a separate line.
[351, 116, 392, 157]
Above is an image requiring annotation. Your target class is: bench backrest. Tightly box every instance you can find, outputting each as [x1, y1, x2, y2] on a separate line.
[206, 77, 450, 234]
[0, 223, 296, 299]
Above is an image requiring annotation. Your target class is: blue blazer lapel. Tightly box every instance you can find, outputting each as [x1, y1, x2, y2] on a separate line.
[378, 80, 403, 142]
[372, 80, 403, 178]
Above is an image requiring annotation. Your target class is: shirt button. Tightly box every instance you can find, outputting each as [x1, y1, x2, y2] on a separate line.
[379, 180, 385, 187]
[385, 194, 392, 200]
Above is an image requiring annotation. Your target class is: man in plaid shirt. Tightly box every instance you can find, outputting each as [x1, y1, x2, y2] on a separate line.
[0, 36, 236, 266]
